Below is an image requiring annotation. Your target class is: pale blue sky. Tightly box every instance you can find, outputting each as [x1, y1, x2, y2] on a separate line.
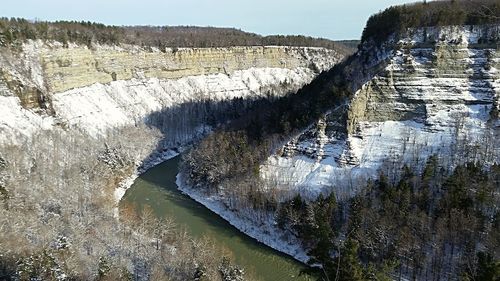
[2, 0, 420, 40]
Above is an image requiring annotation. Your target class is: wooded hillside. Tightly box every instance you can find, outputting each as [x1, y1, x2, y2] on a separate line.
[362, 0, 500, 43]
[0, 18, 353, 54]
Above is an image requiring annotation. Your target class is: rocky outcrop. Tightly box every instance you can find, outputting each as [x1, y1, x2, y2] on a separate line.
[260, 25, 500, 198]
[347, 25, 500, 132]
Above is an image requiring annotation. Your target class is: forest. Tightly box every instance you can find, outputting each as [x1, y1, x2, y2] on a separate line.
[0, 18, 352, 53]
[361, 0, 500, 44]
[0, 125, 247, 281]
[181, 59, 500, 280]
[183, 106, 500, 280]
[276, 159, 499, 280]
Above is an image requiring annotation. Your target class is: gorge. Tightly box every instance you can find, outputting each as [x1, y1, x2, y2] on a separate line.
[1, 1, 499, 280]
[0, 23, 346, 280]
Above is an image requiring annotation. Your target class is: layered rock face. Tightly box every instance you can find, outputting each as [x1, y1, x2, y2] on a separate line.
[42, 44, 336, 93]
[0, 41, 341, 144]
[261, 25, 500, 198]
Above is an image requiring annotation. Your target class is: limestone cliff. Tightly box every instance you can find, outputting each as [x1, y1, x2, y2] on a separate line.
[0, 41, 342, 144]
[41, 44, 337, 94]
[260, 25, 500, 198]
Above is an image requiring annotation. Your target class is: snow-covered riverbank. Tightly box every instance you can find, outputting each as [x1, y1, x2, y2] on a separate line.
[175, 173, 310, 264]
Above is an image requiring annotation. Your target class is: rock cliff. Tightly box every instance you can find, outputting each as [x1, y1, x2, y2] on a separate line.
[0, 41, 342, 144]
[261, 25, 500, 198]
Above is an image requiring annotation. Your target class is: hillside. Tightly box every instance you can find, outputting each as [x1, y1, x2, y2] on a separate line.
[361, 0, 500, 44]
[0, 18, 355, 54]
[0, 1, 499, 280]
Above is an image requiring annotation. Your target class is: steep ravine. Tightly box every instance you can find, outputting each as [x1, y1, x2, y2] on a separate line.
[3, 23, 499, 278]
[0, 41, 341, 144]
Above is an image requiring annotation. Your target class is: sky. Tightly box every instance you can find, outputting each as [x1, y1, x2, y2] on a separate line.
[2, 0, 420, 40]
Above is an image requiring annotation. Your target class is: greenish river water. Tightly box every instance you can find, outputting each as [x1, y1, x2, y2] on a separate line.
[121, 156, 316, 281]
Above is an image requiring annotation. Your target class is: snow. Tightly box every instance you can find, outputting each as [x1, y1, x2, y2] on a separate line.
[1, 40, 339, 146]
[0, 96, 53, 144]
[52, 67, 316, 137]
[405, 25, 500, 45]
[262, 115, 494, 199]
[2, 26, 498, 269]
[264, 104, 497, 200]
[0, 41, 342, 269]
[1, 43, 334, 226]
[0, 66, 318, 144]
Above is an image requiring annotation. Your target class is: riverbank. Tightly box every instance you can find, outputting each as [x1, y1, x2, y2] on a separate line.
[121, 157, 315, 281]
[175, 173, 310, 264]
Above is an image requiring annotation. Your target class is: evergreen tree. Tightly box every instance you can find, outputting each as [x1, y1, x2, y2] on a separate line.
[333, 239, 365, 281]
[475, 252, 500, 281]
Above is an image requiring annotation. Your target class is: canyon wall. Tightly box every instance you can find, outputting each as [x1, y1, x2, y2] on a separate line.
[0, 41, 341, 145]
[261, 25, 500, 198]
[42, 45, 335, 93]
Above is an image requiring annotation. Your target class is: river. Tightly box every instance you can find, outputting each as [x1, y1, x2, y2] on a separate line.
[120, 156, 316, 281]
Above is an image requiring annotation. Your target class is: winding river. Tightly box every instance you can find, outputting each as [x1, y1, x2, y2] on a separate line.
[120, 156, 316, 281]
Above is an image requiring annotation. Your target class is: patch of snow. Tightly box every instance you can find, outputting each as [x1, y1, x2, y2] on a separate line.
[0, 96, 53, 145]
[261, 26, 500, 200]
[405, 25, 500, 45]
[21, 40, 46, 90]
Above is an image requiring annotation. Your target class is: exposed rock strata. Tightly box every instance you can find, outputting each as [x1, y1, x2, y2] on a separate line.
[261, 25, 500, 198]
[0, 41, 342, 144]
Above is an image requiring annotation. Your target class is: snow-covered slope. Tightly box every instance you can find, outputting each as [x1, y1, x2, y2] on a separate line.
[51, 67, 317, 137]
[261, 25, 500, 199]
